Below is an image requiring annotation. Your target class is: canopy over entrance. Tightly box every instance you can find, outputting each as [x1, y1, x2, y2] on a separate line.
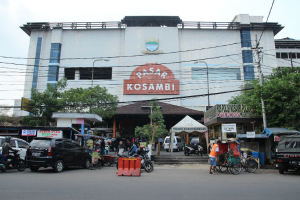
[169, 115, 207, 153]
[172, 115, 207, 134]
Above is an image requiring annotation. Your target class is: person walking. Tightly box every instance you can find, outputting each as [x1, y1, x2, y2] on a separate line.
[209, 140, 221, 175]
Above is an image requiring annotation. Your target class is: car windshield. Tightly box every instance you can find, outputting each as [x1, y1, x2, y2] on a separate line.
[165, 138, 175, 143]
[30, 139, 51, 148]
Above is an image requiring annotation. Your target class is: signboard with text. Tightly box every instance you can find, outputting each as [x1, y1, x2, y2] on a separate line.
[246, 132, 256, 138]
[222, 124, 236, 133]
[22, 130, 36, 136]
[123, 63, 179, 95]
[37, 131, 62, 138]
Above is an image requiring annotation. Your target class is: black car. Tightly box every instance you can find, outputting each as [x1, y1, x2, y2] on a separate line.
[27, 137, 91, 173]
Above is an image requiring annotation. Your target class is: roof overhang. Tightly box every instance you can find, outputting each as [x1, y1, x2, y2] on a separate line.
[52, 112, 102, 123]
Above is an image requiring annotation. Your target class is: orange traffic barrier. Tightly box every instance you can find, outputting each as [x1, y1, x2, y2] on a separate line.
[118, 157, 141, 176]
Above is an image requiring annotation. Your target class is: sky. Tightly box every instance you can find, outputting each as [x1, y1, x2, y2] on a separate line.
[0, 0, 299, 112]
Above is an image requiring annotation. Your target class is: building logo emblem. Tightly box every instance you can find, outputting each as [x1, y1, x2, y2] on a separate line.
[142, 38, 162, 54]
[146, 41, 158, 51]
[124, 63, 179, 95]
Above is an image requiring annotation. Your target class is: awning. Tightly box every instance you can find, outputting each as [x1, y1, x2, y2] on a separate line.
[237, 134, 269, 139]
[262, 128, 300, 137]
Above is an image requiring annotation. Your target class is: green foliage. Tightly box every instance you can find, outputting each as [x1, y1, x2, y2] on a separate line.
[60, 85, 118, 119]
[228, 67, 300, 130]
[135, 99, 168, 144]
[25, 78, 118, 125]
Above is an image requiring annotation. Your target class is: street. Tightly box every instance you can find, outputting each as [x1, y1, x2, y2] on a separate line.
[1, 164, 299, 200]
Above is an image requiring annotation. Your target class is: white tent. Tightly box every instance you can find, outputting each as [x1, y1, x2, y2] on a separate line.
[169, 115, 207, 153]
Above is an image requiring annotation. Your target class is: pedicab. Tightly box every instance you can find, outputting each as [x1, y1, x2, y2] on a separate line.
[216, 140, 258, 175]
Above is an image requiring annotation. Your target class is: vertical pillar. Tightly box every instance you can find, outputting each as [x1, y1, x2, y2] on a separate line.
[186, 133, 189, 144]
[70, 130, 72, 139]
[113, 115, 116, 138]
[81, 124, 85, 134]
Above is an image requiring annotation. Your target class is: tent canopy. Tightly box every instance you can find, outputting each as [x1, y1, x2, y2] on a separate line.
[262, 128, 300, 137]
[171, 115, 207, 134]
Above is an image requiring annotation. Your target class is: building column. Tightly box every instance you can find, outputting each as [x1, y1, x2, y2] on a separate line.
[186, 133, 189, 144]
[113, 115, 116, 138]
[81, 124, 85, 134]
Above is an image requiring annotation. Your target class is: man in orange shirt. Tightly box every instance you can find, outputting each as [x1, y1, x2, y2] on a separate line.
[209, 140, 221, 175]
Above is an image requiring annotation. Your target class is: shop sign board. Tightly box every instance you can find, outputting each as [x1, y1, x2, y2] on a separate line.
[21, 97, 33, 112]
[124, 63, 179, 95]
[246, 132, 256, 138]
[222, 124, 236, 133]
[22, 130, 36, 136]
[37, 130, 62, 138]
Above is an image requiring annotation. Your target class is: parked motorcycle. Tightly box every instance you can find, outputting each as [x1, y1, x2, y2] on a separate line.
[1, 150, 26, 172]
[184, 145, 204, 156]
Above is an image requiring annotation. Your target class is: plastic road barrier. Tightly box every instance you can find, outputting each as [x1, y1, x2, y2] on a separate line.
[117, 157, 141, 176]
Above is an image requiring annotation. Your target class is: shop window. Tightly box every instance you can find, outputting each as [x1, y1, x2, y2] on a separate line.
[192, 68, 241, 80]
[242, 50, 254, 63]
[240, 29, 252, 47]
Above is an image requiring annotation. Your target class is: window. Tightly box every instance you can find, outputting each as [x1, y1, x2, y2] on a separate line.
[244, 65, 255, 80]
[0, 138, 4, 145]
[79, 67, 112, 80]
[30, 139, 51, 148]
[297, 53, 300, 58]
[289, 53, 296, 59]
[74, 143, 82, 149]
[242, 50, 254, 63]
[63, 141, 74, 149]
[285, 142, 300, 149]
[177, 138, 181, 143]
[47, 65, 59, 81]
[281, 53, 288, 59]
[276, 53, 280, 58]
[18, 141, 28, 148]
[240, 29, 252, 47]
[32, 37, 42, 89]
[192, 68, 241, 80]
[164, 138, 175, 143]
[65, 68, 76, 80]
[55, 140, 63, 148]
[10, 139, 16, 147]
[49, 43, 61, 64]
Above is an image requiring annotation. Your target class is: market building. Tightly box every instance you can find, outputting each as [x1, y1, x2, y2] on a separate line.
[13, 14, 283, 138]
[275, 37, 300, 68]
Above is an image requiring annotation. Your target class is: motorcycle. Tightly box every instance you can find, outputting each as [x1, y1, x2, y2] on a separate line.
[184, 145, 204, 156]
[1, 150, 26, 172]
[116, 148, 153, 173]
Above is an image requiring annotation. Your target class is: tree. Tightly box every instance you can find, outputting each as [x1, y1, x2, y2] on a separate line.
[135, 99, 168, 144]
[228, 67, 300, 130]
[60, 85, 118, 119]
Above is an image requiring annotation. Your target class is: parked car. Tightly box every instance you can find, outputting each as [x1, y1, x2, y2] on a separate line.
[27, 137, 91, 173]
[0, 136, 29, 160]
[190, 137, 200, 145]
[163, 136, 185, 152]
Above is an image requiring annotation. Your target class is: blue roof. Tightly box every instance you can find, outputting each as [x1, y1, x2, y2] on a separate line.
[262, 128, 300, 137]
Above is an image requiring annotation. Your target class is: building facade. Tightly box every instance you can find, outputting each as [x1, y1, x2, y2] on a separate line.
[16, 14, 283, 118]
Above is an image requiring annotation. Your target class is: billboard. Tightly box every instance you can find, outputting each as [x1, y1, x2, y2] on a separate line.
[37, 130, 62, 138]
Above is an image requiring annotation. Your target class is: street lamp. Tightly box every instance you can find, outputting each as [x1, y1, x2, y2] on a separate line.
[92, 59, 110, 87]
[194, 60, 210, 107]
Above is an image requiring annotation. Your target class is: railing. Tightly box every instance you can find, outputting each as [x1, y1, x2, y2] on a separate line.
[178, 22, 240, 29]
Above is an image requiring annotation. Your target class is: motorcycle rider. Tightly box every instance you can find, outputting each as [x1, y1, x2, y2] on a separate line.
[1, 136, 17, 167]
[129, 142, 139, 155]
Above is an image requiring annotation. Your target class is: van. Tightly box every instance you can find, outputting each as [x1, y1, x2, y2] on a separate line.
[27, 137, 91, 173]
[163, 136, 184, 152]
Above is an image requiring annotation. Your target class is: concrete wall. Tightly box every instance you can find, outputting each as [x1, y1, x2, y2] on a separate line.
[20, 20, 278, 114]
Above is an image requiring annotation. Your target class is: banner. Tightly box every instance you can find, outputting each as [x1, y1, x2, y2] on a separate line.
[37, 130, 62, 138]
[246, 132, 256, 138]
[22, 130, 36, 136]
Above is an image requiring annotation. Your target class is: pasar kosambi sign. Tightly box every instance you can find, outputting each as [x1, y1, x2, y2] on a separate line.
[124, 63, 179, 95]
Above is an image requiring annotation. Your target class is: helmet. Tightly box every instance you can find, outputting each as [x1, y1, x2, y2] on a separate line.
[5, 136, 11, 143]
[140, 145, 145, 149]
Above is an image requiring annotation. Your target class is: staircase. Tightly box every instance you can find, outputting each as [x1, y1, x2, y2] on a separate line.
[153, 155, 209, 165]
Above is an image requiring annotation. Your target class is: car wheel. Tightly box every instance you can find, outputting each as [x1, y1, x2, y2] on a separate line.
[166, 149, 169, 152]
[54, 160, 64, 173]
[30, 166, 40, 172]
[83, 159, 91, 169]
[17, 160, 26, 171]
[279, 168, 284, 174]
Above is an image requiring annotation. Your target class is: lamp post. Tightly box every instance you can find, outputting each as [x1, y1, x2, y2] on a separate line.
[92, 59, 109, 87]
[194, 60, 210, 107]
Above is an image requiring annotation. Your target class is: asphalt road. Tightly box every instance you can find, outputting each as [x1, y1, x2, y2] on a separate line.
[1, 164, 299, 200]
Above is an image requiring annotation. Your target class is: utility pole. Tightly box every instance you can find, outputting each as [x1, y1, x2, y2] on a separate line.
[289, 52, 294, 71]
[254, 36, 267, 128]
